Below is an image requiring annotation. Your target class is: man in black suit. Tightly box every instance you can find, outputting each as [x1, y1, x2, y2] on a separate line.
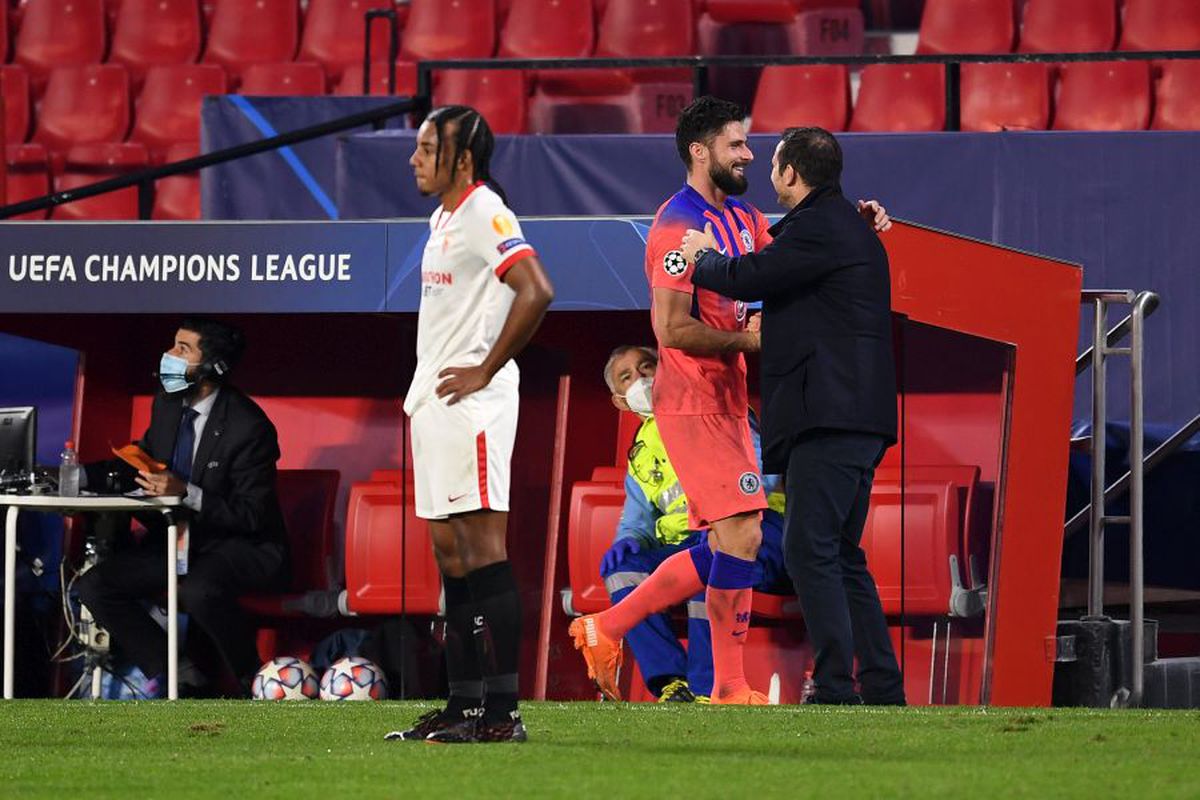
[77, 317, 288, 696]
[681, 127, 905, 705]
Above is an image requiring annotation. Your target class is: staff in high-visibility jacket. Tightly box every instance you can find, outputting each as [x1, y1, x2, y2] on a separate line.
[600, 345, 790, 702]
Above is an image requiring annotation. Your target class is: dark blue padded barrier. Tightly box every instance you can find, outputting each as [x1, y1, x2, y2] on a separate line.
[201, 96, 408, 221]
[1064, 423, 1200, 592]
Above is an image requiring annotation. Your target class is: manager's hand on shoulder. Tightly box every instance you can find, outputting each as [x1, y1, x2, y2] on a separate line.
[681, 222, 719, 264]
[857, 199, 892, 233]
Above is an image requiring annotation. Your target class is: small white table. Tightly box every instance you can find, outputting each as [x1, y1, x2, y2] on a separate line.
[2, 494, 183, 700]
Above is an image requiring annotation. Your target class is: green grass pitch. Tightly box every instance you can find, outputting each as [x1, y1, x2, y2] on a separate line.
[1, 701, 1198, 799]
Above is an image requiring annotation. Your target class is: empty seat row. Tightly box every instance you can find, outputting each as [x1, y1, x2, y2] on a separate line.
[2, 0, 861, 94]
[752, 60, 1200, 133]
[2, 63, 223, 162]
[918, 0, 1200, 56]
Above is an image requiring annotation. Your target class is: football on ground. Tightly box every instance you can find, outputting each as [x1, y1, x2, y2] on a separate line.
[319, 657, 388, 701]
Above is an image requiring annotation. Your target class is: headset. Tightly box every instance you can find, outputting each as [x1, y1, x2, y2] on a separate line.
[192, 356, 231, 383]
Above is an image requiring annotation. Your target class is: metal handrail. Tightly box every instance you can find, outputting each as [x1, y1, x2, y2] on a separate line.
[1072, 289, 1154, 707]
[0, 98, 417, 219]
[1076, 292, 1160, 375]
[363, 8, 400, 96]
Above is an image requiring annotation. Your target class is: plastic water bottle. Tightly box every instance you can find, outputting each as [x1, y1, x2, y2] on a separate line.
[59, 440, 80, 497]
[801, 669, 816, 704]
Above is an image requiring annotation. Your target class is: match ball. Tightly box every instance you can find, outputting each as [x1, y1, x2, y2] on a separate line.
[252, 656, 320, 700]
[319, 657, 388, 701]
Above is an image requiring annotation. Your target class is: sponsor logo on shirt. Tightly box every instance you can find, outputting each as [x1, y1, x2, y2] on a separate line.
[663, 250, 688, 276]
[497, 237, 527, 255]
[422, 270, 453, 285]
[492, 214, 515, 236]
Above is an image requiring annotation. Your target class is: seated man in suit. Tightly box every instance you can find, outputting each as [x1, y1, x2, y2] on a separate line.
[590, 344, 790, 702]
[77, 317, 288, 697]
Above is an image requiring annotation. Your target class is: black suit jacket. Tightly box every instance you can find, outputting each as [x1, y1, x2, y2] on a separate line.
[87, 386, 288, 550]
[692, 185, 898, 473]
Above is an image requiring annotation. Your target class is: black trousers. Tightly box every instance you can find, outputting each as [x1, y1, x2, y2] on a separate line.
[784, 430, 905, 703]
[77, 536, 285, 684]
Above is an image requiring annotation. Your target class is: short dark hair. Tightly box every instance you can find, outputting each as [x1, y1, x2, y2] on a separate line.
[178, 316, 246, 377]
[603, 345, 658, 393]
[675, 96, 745, 168]
[426, 105, 507, 205]
[776, 127, 843, 189]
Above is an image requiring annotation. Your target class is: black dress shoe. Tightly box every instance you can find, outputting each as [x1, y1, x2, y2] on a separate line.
[803, 694, 864, 705]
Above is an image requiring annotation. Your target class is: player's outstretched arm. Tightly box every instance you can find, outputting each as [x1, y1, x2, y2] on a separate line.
[436, 255, 555, 405]
[652, 287, 759, 356]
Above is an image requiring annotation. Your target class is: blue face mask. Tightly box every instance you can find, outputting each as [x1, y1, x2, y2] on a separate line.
[158, 352, 196, 394]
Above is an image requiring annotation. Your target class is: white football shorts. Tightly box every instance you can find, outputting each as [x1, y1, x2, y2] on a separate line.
[409, 374, 518, 520]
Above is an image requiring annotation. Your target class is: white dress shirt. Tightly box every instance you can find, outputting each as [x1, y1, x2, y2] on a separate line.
[181, 388, 220, 512]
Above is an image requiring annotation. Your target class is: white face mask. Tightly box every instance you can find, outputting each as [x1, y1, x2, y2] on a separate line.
[623, 376, 654, 417]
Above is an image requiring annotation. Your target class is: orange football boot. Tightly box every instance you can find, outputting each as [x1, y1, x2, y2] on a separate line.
[568, 615, 624, 701]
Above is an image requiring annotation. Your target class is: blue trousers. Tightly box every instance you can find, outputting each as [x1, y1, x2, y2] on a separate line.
[601, 510, 789, 697]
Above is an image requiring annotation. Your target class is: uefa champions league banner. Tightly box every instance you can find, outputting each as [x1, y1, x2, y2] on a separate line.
[0, 218, 657, 314]
[0, 221, 390, 313]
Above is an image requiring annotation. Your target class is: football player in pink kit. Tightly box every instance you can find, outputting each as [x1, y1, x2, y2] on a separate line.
[386, 106, 553, 743]
[571, 96, 887, 704]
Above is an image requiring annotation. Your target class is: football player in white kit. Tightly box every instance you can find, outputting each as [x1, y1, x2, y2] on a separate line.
[385, 106, 554, 744]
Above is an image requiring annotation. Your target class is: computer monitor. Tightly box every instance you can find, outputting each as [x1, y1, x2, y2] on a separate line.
[0, 406, 37, 478]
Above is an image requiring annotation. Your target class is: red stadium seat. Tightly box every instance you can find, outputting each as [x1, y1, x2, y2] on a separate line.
[596, 0, 695, 83]
[298, 0, 397, 85]
[864, 465, 981, 616]
[4, 143, 51, 220]
[565, 481, 625, 615]
[203, 0, 299, 83]
[500, 0, 595, 94]
[0, 3, 7, 65]
[590, 466, 625, 484]
[706, 0, 795, 23]
[240, 62, 328, 96]
[34, 65, 131, 163]
[916, 0, 1014, 55]
[14, 0, 107, 93]
[530, 88, 648, 133]
[433, 68, 528, 133]
[850, 63, 946, 132]
[500, 0, 594, 58]
[750, 64, 849, 132]
[1152, 59, 1200, 131]
[151, 141, 201, 220]
[109, 0, 202, 88]
[1, 67, 31, 145]
[336, 61, 418, 96]
[1019, 0, 1117, 54]
[240, 470, 340, 616]
[132, 64, 228, 162]
[400, 0, 496, 60]
[51, 142, 149, 220]
[787, 5, 864, 57]
[960, 62, 1051, 131]
[1120, 0, 1200, 52]
[344, 477, 443, 615]
[1053, 60, 1151, 131]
